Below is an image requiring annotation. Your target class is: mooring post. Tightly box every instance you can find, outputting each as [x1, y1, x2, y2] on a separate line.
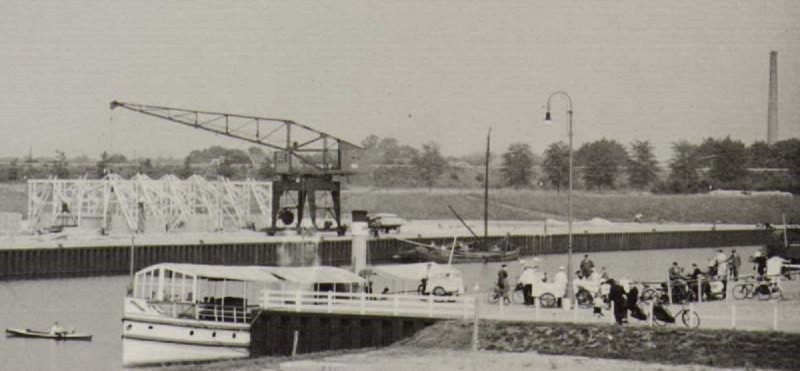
[472, 297, 480, 352]
[697, 277, 702, 303]
[773, 302, 778, 331]
[667, 280, 673, 305]
[499, 294, 505, 319]
[291, 330, 299, 358]
[428, 292, 434, 318]
[572, 298, 578, 323]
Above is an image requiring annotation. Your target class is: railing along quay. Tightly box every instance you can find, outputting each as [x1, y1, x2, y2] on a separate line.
[0, 229, 773, 280]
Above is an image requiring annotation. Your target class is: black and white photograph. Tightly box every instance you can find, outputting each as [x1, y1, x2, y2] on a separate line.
[0, 1, 798, 370]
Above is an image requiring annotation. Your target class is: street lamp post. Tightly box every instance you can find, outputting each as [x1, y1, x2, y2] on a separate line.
[544, 91, 574, 308]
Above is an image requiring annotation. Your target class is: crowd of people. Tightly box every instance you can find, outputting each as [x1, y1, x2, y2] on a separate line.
[491, 248, 796, 326]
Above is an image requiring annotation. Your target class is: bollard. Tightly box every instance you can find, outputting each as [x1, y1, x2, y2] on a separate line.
[697, 277, 702, 303]
[667, 281, 673, 305]
[499, 294, 505, 319]
[291, 330, 299, 358]
[472, 297, 480, 352]
[573, 298, 578, 323]
[648, 301, 654, 327]
[731, 304, 736, 329]
[773, 303, 778, 331]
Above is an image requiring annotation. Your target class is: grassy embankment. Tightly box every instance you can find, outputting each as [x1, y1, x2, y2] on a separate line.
[345, 188, 800, 224]
[402, 320, 800, 370]
[155, 320, 800, 370]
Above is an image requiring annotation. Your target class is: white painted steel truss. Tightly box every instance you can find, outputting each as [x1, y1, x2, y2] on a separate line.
[27, 174, 272, 233]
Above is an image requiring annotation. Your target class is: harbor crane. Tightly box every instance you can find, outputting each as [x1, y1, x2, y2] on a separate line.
[110, 101, 362, 235]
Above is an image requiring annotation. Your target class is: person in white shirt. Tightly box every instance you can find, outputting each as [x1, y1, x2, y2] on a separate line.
[518, 265, 535, 306]
[766, 256, 790, 280]
[715, 250, 728, 277]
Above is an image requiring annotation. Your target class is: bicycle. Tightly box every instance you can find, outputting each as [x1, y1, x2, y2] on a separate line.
[640, 282, 696, 304]
[486, 285, 513, 305]
[652, 302, 700, 329]
[733, 276, 782, 300]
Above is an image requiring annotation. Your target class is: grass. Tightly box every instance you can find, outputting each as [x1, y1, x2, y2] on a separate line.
[0, 182, 797, 225]
[344, 188, 800, 224]
[401, 320, 800, 370]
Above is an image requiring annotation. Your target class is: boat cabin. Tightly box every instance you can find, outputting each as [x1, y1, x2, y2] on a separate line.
[129, 263, 365, 322]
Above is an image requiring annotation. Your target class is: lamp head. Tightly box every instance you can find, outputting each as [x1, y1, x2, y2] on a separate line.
[544, 111, 552, 125]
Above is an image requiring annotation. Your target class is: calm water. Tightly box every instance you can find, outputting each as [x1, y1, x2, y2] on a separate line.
[0, 246, 760, 371]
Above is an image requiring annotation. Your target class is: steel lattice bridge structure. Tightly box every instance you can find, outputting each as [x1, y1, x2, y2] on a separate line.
[27, 174, 274, 234]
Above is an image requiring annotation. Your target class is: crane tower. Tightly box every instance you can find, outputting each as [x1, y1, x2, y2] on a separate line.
[110, 101, 362, 235]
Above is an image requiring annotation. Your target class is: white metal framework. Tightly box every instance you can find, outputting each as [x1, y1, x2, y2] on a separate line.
[27, 174, 272, 234]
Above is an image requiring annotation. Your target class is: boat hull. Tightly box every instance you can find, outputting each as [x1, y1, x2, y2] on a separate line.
[402, 246, 520, 264]
[122, 298, 251, 367]
[5, 328, 92, 341]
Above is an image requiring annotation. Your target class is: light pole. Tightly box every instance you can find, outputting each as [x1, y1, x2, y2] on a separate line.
[544, 91, 574, 307]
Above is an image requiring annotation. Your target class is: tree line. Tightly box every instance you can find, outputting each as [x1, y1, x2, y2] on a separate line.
[0, 136, 798, 194]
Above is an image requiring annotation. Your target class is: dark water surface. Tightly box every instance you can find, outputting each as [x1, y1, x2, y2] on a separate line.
[0, 246, 759, 370]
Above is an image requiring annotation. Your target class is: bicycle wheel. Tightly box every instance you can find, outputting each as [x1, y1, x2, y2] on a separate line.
[511, 289, 524, 304]
[681, 309, 700, 329]
[539, 293, 557, 308]
[732, 284, 750, 300]
[486, 289, 500, 304]
[640, 288, 658, 302]
[652, 312, 670, 327]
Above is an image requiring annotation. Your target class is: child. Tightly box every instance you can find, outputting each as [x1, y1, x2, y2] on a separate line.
[592, 294, 604, 317]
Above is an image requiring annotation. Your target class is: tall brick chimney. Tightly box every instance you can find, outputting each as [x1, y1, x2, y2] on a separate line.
[767, 51, 778, 144]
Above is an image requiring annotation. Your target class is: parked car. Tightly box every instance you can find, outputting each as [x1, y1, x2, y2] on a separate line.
[367, 213, 405, 235]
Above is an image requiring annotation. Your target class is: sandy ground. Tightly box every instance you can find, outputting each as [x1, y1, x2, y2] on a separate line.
[275, 347, 741, 371]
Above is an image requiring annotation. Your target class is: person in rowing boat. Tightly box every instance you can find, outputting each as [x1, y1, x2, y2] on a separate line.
[49, 321, 69, 336]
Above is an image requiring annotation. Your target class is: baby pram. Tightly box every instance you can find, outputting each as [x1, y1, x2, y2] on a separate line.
[626, 287, 648, 321]
[652, 302, 676, 324]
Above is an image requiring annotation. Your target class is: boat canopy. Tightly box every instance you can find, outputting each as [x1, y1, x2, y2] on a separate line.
[370, 262, 462, 281]
[134, 263, 364, 285]
[136, 263, 283, 284]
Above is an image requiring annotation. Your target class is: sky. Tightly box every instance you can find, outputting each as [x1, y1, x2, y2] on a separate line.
[0, 0, 798, 162]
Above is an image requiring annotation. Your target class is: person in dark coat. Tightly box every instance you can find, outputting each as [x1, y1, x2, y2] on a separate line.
[627, 286, 647, 321]
[607, 279, 628, 325]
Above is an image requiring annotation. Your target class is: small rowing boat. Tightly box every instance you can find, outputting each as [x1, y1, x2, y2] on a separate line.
[5, 328, 92, 341]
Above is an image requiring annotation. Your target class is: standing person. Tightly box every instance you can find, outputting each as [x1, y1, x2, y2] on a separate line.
[518, 265, 535, 306]
[607, 279, 627, 325]
[728, 250, 741, 281]
[580, 254, 595, 280]
[497, 264, 510, 304]
[715, 250, 728, 278]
